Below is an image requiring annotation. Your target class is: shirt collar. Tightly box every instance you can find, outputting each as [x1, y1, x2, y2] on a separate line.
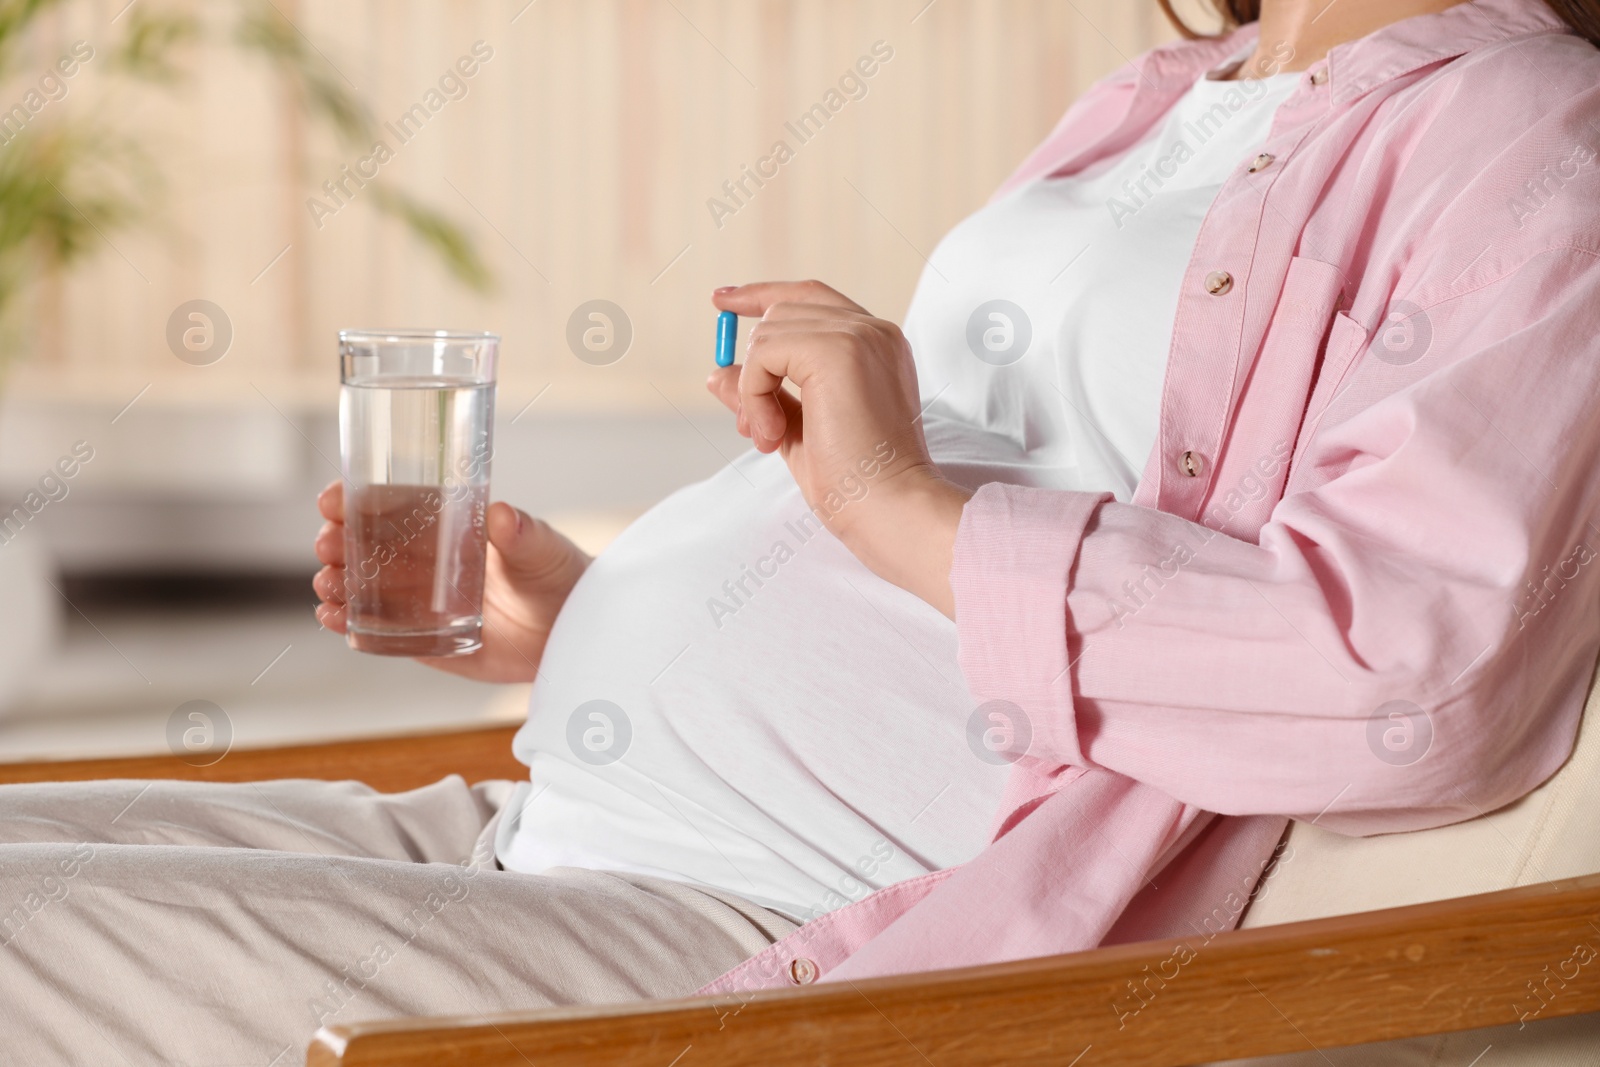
[1132, 0, 1573, 101]
[1137, 25, 1262, 91]
[1324, 0, 1573, 104]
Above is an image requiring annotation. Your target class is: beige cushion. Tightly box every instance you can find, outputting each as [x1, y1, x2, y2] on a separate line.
[1212, 665, 1600, 1065]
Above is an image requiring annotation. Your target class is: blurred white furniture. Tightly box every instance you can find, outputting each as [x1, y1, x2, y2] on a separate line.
[0, 537, 59, 713]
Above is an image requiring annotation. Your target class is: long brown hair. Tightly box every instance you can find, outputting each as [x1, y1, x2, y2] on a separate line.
[1157, 0, 1600, 48]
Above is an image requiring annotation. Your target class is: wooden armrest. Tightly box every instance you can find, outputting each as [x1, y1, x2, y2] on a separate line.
[0, 724, 526, 793]
[310, 872, 1600, 1066]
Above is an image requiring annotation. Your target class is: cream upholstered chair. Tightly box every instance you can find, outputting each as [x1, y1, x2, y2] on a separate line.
[3, 689, 1598, 1065]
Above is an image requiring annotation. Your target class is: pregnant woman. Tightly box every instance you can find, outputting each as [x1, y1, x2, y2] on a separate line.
[5, 0, 1600, 1062]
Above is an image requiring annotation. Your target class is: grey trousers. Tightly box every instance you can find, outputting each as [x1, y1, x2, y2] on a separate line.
[0, 776, 797, 1067]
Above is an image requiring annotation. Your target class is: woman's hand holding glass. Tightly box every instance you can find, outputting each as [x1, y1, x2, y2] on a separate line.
[708, 280, 971, 617]
[313, 481, 590, 682]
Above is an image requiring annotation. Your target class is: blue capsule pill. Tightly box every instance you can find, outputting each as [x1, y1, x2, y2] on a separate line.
[716, 310, 738, 367]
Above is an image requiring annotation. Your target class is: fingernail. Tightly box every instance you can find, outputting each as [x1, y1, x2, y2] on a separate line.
[714, 285, 738, 294]
[514, 508, 526, 537]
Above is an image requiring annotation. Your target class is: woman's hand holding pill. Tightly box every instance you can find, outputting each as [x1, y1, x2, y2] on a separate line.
[313, 480, 591, 682]
[708, 280, 970, 617]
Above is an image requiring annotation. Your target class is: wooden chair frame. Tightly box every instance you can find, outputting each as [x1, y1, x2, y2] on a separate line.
[4, 723, 1596, 1066]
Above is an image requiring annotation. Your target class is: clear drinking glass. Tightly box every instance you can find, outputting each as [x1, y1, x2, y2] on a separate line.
[338, 329, 498, 657]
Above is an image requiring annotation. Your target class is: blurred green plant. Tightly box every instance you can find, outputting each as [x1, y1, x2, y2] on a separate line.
[0, 124, 140, 314]
[0, 0, 492, 348]
[234, 1, 492, 292]
[112, 6, 200, 83]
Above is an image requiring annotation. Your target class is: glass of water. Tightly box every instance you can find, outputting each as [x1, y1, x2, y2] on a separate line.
[338, 329, 498, 657]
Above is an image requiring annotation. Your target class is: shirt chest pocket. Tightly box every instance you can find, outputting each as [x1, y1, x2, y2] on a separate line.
[1287, 308, 1369, 481]
[1210, 256, 1347, 526]
[1256, 256, 1349, 399]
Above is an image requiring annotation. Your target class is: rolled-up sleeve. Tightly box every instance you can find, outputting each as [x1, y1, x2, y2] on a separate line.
[951, 247, 1600, 837]
[950, 485, 1109, 767]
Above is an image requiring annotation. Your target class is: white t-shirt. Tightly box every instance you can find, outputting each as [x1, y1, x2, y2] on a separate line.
[497, 61, 1301, 921]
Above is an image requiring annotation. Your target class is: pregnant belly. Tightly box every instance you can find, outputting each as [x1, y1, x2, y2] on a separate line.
[498, 449, 1011, 921]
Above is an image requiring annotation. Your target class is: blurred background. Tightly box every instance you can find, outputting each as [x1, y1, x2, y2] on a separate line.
[0, 0, 1200, 760]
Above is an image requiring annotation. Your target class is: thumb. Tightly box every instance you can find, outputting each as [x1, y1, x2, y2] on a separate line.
[486, 501, 587, 583]
[706, 366, 740, 413]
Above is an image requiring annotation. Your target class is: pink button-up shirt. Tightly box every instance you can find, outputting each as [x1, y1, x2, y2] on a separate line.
[704, 0, 1600, 1001]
